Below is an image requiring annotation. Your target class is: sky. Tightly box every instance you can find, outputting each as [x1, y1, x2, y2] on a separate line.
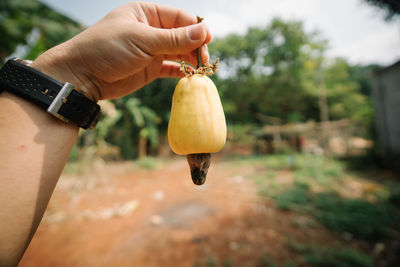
[41, 0, 400, 65]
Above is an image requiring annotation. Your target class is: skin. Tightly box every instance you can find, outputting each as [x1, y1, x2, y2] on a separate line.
[0, 2, 212, 266]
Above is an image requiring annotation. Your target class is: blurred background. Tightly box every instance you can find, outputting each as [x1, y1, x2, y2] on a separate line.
[2, 0, 400, 266]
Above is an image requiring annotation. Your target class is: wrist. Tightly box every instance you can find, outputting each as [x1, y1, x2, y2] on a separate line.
[0, 55, 101, 129]
[30, 42, 100, 102]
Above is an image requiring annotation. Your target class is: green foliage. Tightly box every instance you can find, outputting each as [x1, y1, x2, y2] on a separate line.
[102, 95, 165, 159]
[265, 154, 289, 169]
[237, 154, 345, 188]
[228, 154, 294, 169]
[223, 259, 234, 267]
[91, 77, 176, 159]
[276, 183, 399, 240]
[287, 239, 373, 266]
[293, 154, 345, 187]
[389, 185, 400, 207]
[284, 260, 298, 267]
[275, 183, 310, 210]
[210, 18, 374, 141]
[228, 124, 258, 145]
[96, 110, 122, 141]
[193, 255, 218, 267]
[364, 0, 400, 20]
[126, 97, 160, 147]
[313, 193, 391, 239]
[1, 0, 376, 159]
[205, 255, 217, 267]
[0, 0, 83, 61]
[134, 156, 161, 170]
[254, 253, 276, 267]
[246, 154, 400, 240]
[303, 246, 373, 267]
[323, 59, 374, 135]
[210, 18, 328, 124]
[67, 144, 79, 162]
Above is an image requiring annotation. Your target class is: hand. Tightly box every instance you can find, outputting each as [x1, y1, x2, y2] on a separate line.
[31, 2, 212, 101]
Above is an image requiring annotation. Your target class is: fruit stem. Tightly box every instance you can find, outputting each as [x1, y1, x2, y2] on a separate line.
[196, 16, 204, 69]
[197, 47, 202, 69]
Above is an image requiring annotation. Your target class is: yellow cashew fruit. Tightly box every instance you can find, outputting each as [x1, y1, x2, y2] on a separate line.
[167, 59, 226, 186]
[168, 74, 226, 155]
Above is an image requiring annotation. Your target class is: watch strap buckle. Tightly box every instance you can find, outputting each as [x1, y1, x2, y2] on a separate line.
[47, 82, 74, 123]
[47, 83, 101, 129]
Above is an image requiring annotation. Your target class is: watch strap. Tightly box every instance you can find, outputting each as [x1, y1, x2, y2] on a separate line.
[0, 58, 100, 129]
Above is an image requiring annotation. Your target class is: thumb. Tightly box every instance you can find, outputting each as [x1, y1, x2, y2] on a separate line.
[143, 23, 208, 55]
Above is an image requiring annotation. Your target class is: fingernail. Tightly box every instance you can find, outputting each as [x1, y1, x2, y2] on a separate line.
[188, 23, 204, 41]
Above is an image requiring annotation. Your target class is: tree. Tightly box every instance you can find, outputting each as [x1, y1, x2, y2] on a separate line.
[324, 59, 370, 121]
[0, 0, 83, 61]
[88, 78, 177, 159]
[364, 0, 400, 20]
[209, 17, 374, 140]
[210, 18, 327, 124]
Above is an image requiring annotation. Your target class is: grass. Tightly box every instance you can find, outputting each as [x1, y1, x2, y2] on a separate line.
[302, 246, 374, 267]
[193, 255, 218, 267]
[313, 193, 394, 239]
[226, 154, 288, 169]
[270, 179, 400, 240]
[134, 156, 162, 170]
[292, 154, 345, 187]
[235, 152, 400, 266]
[228, 153, 346, 188]
[239, 153, 400, 234]
[287, 239, 374, 267]
[274, 183, 310, 211]
[254, 253, 276, 267]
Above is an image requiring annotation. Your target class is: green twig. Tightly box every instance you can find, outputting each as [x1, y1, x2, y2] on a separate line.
[196, 16, 204, 68]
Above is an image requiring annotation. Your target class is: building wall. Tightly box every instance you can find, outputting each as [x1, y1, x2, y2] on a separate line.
[372, 61, 400, 159]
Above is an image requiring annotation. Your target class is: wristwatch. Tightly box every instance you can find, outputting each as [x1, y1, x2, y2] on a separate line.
[0, 58, 101, 129]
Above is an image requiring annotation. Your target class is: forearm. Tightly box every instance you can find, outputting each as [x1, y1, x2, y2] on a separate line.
[0, 2, 212, 265]
[0, 50, 80, 266]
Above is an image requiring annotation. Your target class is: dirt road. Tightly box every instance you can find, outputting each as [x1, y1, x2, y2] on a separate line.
[19, 158, 334, 267]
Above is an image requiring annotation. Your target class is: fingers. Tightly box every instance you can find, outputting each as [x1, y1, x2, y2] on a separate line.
[86, 2, 214, 100]
[134, 22, 209, 56]
[154, 4, 213, 44]
[157, 55, 195, 66]
[99, 61, 184, 100]
[157, 45, 209, 67]
[157, 61, 185, 78]
[140, 2, 212, 43]
[129, 2, 212, 56]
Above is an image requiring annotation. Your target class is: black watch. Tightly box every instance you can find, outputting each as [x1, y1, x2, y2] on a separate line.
[0, 58, 100, 129]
